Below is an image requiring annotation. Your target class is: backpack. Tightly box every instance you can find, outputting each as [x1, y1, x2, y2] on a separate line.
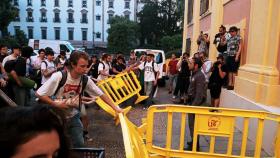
[53, 70, 88, 110]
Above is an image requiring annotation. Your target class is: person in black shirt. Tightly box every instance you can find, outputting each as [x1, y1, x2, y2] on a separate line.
[112, 56, 126, 75]
[8, 46, 33, 106]
[87, 55, 99, 82]
[208, 55, 227, 107]
[172, 52, 191, 104]
[0, 44, 8, 63]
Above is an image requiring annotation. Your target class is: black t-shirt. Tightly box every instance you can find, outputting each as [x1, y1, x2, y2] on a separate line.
[209, 62, 227, 85]
[0, 54, 7, 63]
[14, 57, 27, 76]
[88, 62, 99, 79]
[112, 63, 126, 75]
[179, 60, 190, 77]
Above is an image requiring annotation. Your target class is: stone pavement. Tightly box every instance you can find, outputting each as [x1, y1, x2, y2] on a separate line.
[86, 86, 271, 157]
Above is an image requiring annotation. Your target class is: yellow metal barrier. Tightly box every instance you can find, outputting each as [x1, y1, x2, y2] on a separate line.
[144, 105, 280, 158]
[97, 71, 148, 105]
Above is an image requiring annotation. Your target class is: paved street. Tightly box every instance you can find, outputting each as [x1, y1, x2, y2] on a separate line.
[86, 86, 271, 158]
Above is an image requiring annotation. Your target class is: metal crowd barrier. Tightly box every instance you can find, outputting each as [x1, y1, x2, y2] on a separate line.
[144, 105, 280, 158]
[97, 71, 148, 105]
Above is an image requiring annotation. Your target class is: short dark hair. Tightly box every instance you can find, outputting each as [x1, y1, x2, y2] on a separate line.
[21, 46, 33, 58]
[0, 44, 7, 50]
[60, 50, 66, 56]
[229, 26, 238, 32]
[194, 57, 203, 68]
[38, 48, 46, 54]
[69, 51, 89, 68]
[220, 25, 226, 31]
[46, 49, 54, 56]
[183, 52, 190, 57]
[11, 44, 21, 51]
[147, 54, 155, 58]
[0, 105, 70, 158]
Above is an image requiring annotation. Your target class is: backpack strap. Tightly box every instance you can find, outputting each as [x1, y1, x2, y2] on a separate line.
[53, 70, 67, 96]
[41, 61, 48, 69]
[78, 74, 88, 110]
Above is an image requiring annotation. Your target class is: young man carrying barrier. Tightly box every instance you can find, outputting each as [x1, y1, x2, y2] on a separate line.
[131, 53, 159, 108]
[36, 51, 123, 147]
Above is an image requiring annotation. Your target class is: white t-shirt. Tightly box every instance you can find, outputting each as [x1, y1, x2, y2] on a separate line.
[97, 62, 110, 80]
[138, 61, 159, 82]
[41, 60, 56, 84]
[37, 72, 104, 118]
[2, 55, 17, 66]
[201, 59, 212, 82]
[32, 56, 43, 69]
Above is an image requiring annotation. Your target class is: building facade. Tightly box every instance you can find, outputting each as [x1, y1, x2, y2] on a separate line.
[8, 0, 138, 48]
[182, 0, 280, 154]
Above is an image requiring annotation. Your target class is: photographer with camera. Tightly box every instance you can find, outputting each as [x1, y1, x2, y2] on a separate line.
[208, 55, 227, 107]
[197, 31, 210, 56]
[172, 52, 191, 104]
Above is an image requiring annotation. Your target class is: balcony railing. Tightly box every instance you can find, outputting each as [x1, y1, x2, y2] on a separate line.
[53, 18, 61, 23]
[81, 19, 88, 23]
[26, 17, 33, 22]
[40, 17, 47, 22]
[67, 18, 75, 23]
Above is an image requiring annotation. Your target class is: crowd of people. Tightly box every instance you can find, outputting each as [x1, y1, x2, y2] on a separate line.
[0, 24, 242, 155]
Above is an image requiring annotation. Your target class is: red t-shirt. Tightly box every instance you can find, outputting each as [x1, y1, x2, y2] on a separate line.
[168, 59, 178, 75]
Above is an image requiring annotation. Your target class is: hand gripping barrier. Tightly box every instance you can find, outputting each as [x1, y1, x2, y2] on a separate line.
[97, 71, 148, 105]
[144, 105, 280, 158]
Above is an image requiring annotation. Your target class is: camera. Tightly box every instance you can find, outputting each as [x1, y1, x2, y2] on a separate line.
[214, 61, 222, 67]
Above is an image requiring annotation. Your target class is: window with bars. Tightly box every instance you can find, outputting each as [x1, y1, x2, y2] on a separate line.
[41, 27, 47, 39]
[28, 27, 33, 39]
[54, 0, 59, 7]
[187, 0, 193, 24]
[41, 0, 46, 6]
[96, 32, 101, 39]
[109, 1, 114, 8]
[14, 0, 19, 6]
[54, 12, 60, 22]
[26, 11, 33, 22]
[68, 13, 74, 23]
[82, 29, 87, 41]
[200, 0, 209, 15]
[68, 28, 74, 40]
[55, 28, 60, 40]
[96, 15, 101, 21]
[125, 1, 130, 9]
[68, 0, 73, 7]
[27, 0, 32, 6]
[82, 0, 87, 8]
[81, 13, 88, 23]
[96, 1, 101, 6]
[40, 12, 47, 22]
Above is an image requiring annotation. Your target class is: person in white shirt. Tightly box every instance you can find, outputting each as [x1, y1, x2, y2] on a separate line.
[97, 53, 112, 81]
[41, 50, 57, 84]
[199, 52, 212, 82]
[30, 49, 46, 88]
[36, 51, 123, 147]
[2, 44, 21, 67]
[135, 53, 159, 107]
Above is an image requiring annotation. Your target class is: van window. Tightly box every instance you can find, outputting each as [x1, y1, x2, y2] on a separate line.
[60, 44, 70, 52]
[156, 53, 163, 64]
[66, 43, 75, 52]
[34, 40, 39, 50]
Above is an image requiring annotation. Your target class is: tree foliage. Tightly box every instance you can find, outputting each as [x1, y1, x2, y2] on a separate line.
[138, 0, 183, 48]
[160, 34, 182, 52]
[0, 0, 18, 37]
[107, 16, 140, 55]
[0, 30, 28, 47]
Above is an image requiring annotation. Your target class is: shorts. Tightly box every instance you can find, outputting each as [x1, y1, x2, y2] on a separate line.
[209, 83, 222, 99]
[226, 56, 240, 73]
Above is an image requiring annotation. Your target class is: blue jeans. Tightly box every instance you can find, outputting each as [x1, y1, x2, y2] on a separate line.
[67, 113, 85, 148]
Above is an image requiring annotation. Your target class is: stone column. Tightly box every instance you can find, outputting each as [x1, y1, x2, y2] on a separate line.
[182, 0, 189, 54]
[190, 0, 201, 54]
[208, 0, 223, 61]
[235, 0, 280, 106]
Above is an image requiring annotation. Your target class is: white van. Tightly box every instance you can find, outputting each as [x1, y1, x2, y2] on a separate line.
[28, 39, 75, 58]
[133, 49, 167, 80]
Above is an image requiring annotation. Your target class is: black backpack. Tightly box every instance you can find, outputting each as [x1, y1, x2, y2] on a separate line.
[53, 70, 88, 110]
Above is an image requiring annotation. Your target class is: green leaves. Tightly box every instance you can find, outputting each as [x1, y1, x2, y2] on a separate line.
[0, 0, 18, 37]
